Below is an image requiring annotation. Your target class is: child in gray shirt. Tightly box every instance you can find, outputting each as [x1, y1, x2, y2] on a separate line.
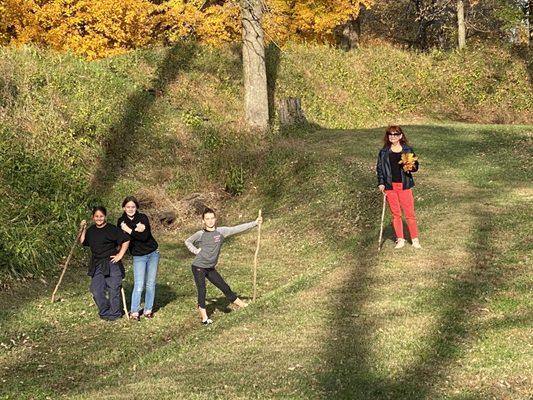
[185, 207, 262, 324]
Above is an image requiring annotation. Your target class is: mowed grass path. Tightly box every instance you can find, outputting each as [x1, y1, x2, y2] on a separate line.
[1, 123, 531, 399]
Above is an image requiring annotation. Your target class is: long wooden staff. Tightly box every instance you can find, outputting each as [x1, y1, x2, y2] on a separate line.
[252, 209, 262, 302]
[378, 193, 387, 252]
[120, 287, 129, 319]
[51, 222, 86, 303]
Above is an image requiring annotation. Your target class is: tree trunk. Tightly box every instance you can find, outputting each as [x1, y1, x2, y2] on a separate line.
[528, 0, 533, 49]
[278, 97, 306, 126]
[416, 20, 430, 51]
[457, 0, 466, 49]
[414, 0, 429, 51]
[241, 0, 269, 132]
[335, 16, 362, 51]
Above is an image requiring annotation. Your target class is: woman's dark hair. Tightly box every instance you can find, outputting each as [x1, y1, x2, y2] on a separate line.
[92, 206, 107, 216]
[122, 196, 140, 208]
[202, 207, 216, 218]
[383, 125, 409, 148]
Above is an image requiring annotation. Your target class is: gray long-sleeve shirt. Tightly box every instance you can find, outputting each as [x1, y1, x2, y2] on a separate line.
[184, 221, 257, 269]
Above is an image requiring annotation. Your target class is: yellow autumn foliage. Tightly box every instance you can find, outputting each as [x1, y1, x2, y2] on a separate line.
[0, 0, 374, 58]
[267, 0, 373, 43]
[399, 153, 418, 172]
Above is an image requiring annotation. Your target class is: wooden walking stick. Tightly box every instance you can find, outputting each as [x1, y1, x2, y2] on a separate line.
[51, 222, 86, 303]
[120, 287, 129, 319]
[378, 193, 387, 251]
[252, 209, 262, 302]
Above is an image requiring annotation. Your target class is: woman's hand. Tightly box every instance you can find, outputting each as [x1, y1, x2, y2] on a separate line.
[79, 220, 87, 244]
[402, 163, 415, 172]
[110, 254, 123, 263]
[120, 221, 133, 234]
[111, 241, 129, 263]
[378, 185, 385, 193]
[135, 222, 146, 232]
[256, 216, 263, 225]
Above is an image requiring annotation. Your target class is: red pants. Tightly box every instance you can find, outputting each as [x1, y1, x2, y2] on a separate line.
[385, 182, 418, 240]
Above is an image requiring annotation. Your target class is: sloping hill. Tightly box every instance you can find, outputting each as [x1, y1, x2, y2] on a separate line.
[1, 43, 532, 283]
[1, 123, 531, 399]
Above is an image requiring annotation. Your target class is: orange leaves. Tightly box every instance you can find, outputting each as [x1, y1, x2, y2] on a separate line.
[1, 0, 164, 59]
[399, 153, 418, 172]
[38, 0, 165, 59]
[266, 0, 373, 44]
[195, 3, 241, 45]
[0, 0, 374, 58]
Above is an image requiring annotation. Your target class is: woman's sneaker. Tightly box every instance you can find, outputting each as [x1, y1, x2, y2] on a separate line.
[202, 318, 213, 325]
[394, 238, 406, 249]
[129, 313, 140, 321]
[412, 238, 422, 249]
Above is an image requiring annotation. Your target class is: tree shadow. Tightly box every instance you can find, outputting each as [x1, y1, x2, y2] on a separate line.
[314, 124, 530, 398]
[511, 45, 533, 87]
[0, 43, 203, 398]
[121, 282, 178, 313]
[378, 205, 505, 399]
[87, 41, 199, 202]
[266, 42, 281, 123]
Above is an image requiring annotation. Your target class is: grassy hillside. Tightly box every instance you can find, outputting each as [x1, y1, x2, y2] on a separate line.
[0, 123, 531, 399]
[0, 42, 532, 283]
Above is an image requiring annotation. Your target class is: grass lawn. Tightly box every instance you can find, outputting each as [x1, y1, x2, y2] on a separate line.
[1, 123, 531, 400]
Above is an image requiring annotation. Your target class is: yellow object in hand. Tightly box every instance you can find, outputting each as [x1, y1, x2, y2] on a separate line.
[399, 153, 418, 172]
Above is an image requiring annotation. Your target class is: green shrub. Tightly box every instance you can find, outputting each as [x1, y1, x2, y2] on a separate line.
[0, 127, 88, 283]
[225, 164, 246, 196]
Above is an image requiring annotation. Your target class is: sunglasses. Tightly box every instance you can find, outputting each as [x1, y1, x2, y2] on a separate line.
[388, 133, 402, 136]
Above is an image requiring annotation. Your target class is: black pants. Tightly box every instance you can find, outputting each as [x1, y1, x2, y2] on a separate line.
[192, 265, 237, 308]
[90, 264, 123, 320]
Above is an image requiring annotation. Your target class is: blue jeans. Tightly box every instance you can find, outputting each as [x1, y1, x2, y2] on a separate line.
[130, 250, 160, 314]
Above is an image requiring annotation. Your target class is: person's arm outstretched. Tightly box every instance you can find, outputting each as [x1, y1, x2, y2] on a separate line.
[185, 231, 203, 255]
[218, 216, 263, 238]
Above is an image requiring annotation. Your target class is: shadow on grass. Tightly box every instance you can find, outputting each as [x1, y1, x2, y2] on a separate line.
[121, 282, 178, 313]
[1, 124, 529, 398]
[87, 41, 199, 202]
[315, 124, 530, 399]
[0, 42, 202, 397]
[511, 44, 533, 87]
[206, 296, 232, 315]
[266, 42, 282, 123]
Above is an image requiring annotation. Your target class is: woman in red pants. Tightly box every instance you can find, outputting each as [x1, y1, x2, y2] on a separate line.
[376, 125, 421, 249]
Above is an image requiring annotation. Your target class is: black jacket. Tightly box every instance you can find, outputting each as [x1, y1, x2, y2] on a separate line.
[376, 144, 419, 190]
[117, 212, 158, 256]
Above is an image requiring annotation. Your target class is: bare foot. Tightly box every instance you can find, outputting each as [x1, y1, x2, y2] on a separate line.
[233, 298, 248, 308]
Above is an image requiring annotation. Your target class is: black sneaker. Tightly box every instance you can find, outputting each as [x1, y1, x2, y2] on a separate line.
[201, 318, 213, 325]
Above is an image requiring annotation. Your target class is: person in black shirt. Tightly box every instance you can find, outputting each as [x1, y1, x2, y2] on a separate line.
[376, 125, 421, 249]
[117, 196, 160, 321]
[80, 206, 130, 321]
